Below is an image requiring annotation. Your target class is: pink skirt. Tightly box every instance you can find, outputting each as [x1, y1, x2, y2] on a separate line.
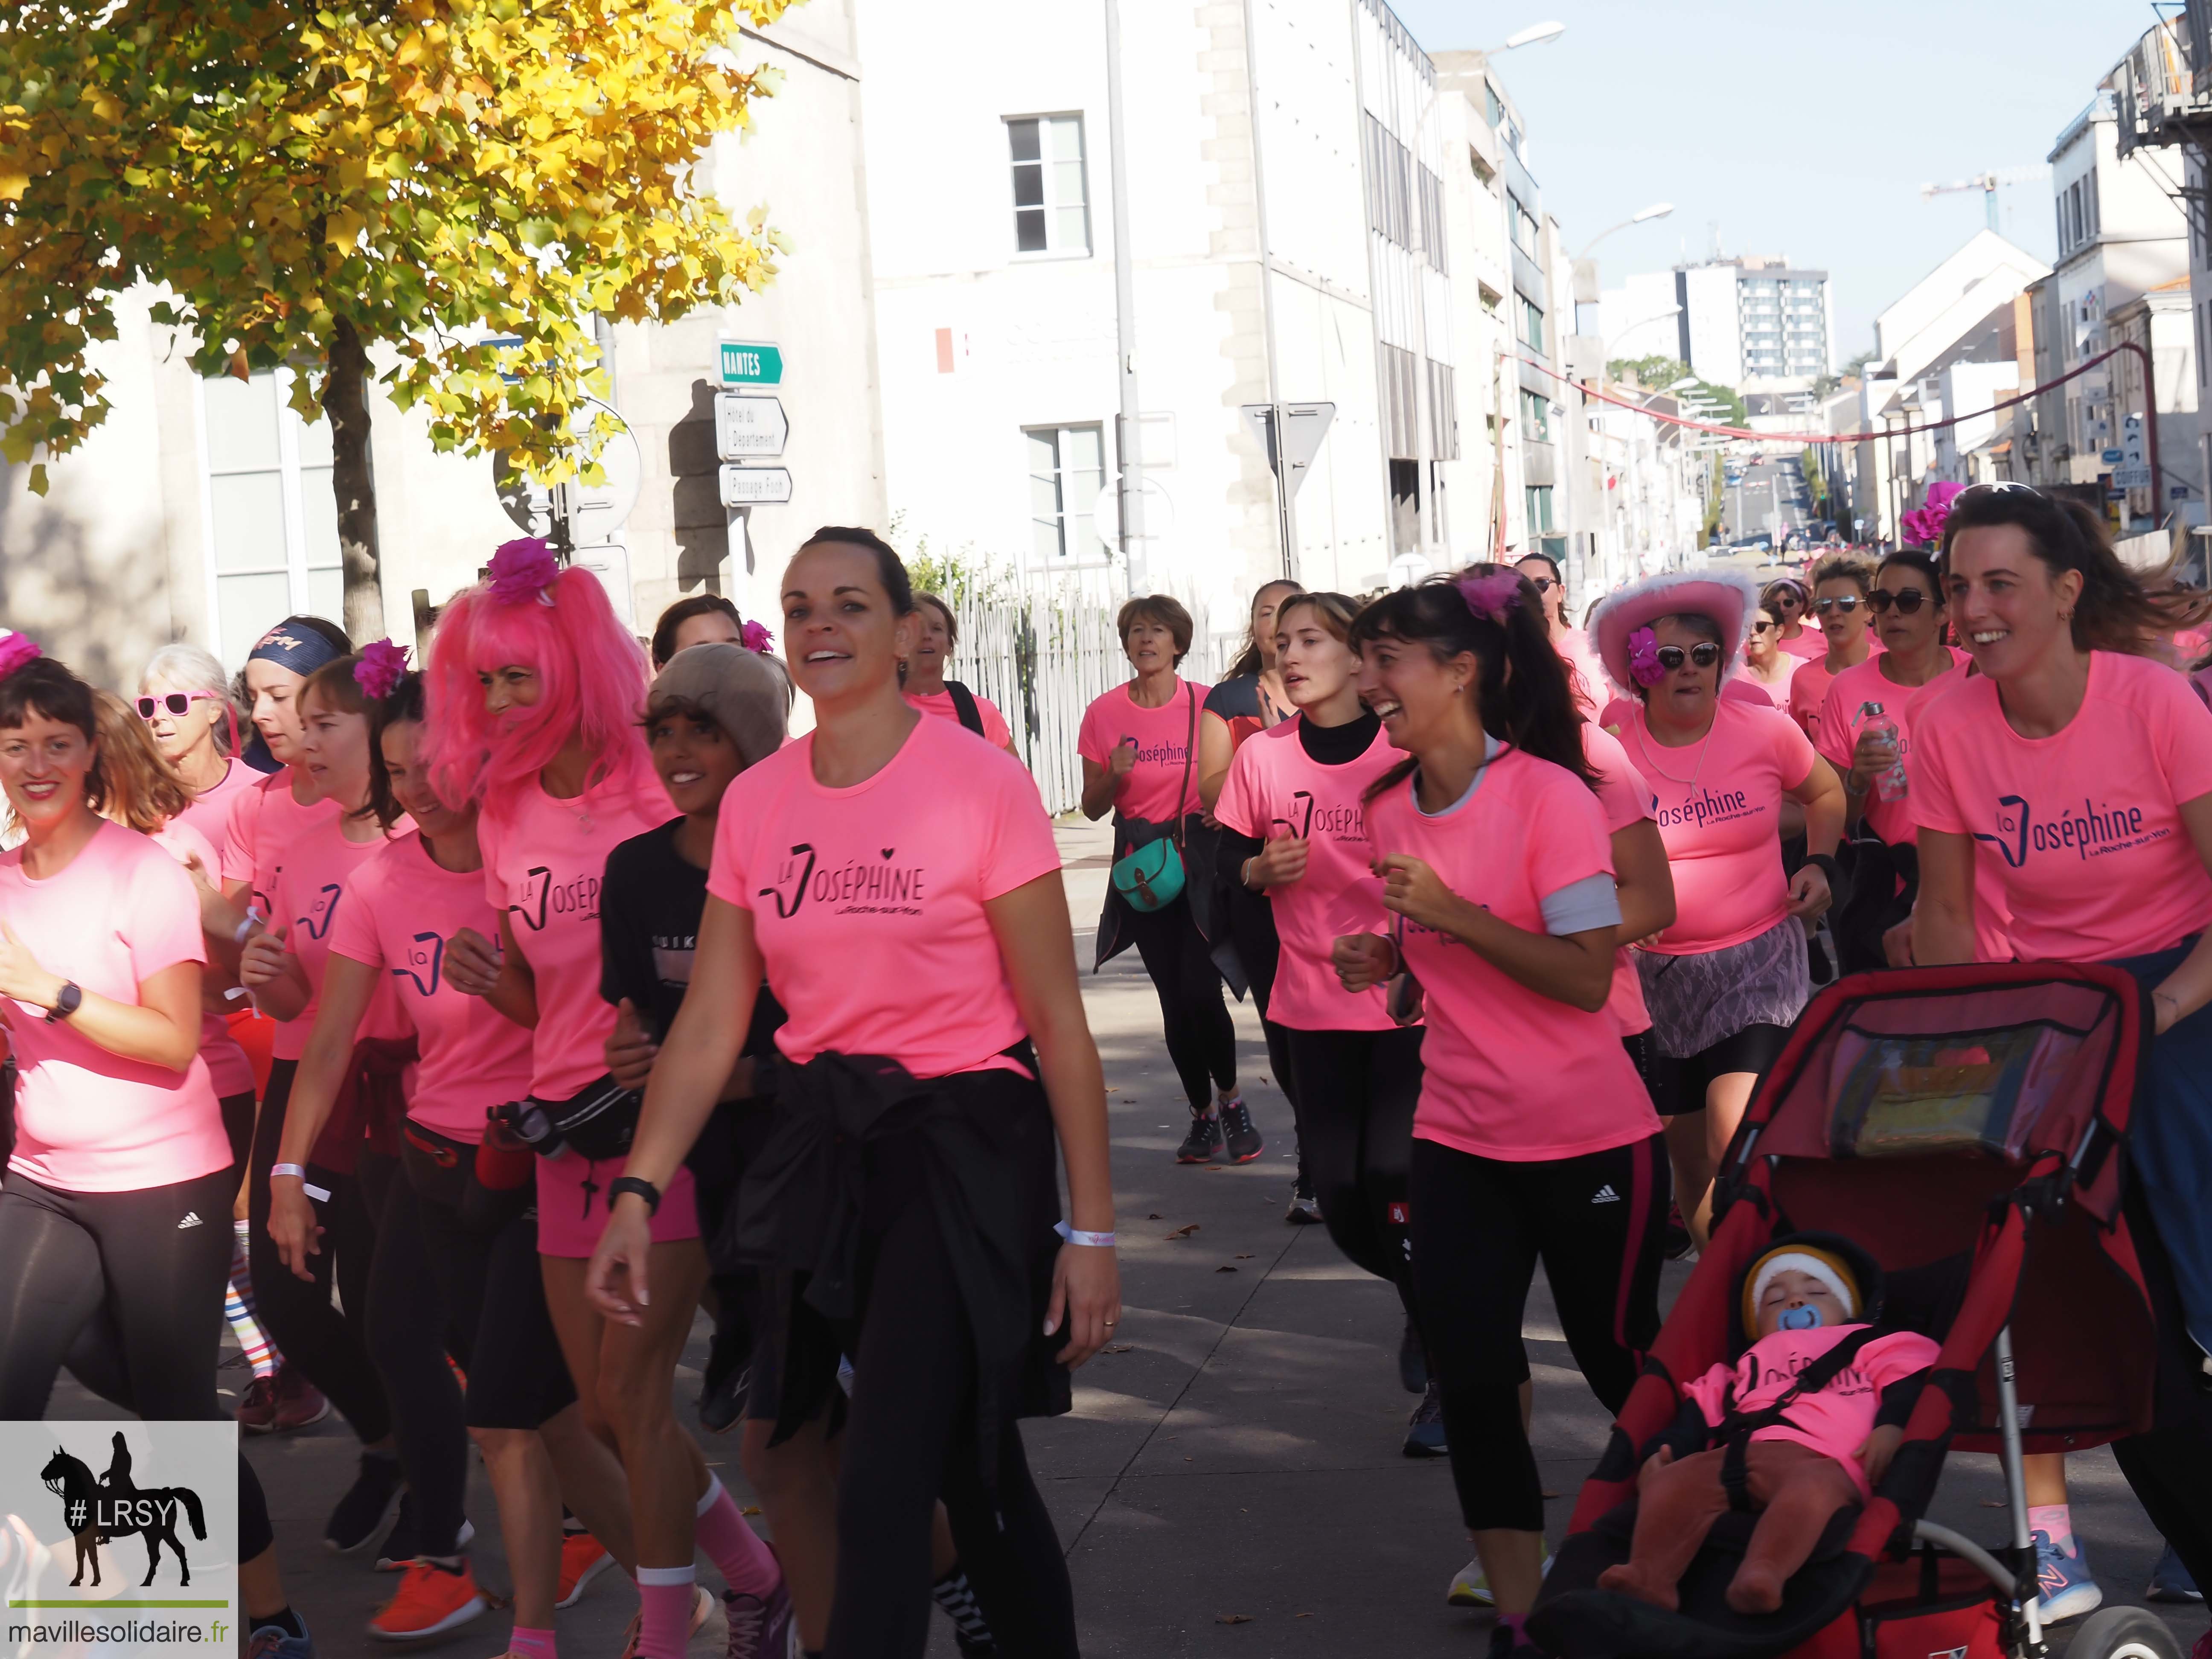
[533, 1152, 701, 1258]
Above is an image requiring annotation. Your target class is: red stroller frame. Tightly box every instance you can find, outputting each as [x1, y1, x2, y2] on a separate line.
[1529, 963, 2164, 1659]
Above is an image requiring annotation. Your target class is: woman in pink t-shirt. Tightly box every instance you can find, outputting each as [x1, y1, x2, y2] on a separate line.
[903, 592, 1015, 751]
[137, 641, 254, 849]
[0, 648, 233, 1423]
[428, 540, 784, 1656]
[1332, 571, 1667, 1637]
[1078, 595, 1259, 1166]
[1785, 555, 1882, 744]
[590, 526, 1118, 1657]
[1517, 550, 1604, 713]
[1763, 576, 1823, 661]
[1732, 602, 1800, 711]
[1589, 569, 1844, 1251]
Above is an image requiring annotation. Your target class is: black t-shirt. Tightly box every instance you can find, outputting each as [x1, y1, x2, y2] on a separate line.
[600, 817, 785, 1057]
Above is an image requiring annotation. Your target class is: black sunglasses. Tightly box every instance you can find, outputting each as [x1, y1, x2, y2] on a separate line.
[1656, 643, 1722, 672]
[1813, 595, 1864, 615]
[1750, 619, 1778, 634]
[1866, 589, 1933, 615]
[1524, 577, 1558, 593]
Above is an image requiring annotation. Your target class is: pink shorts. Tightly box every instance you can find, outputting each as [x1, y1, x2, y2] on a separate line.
[533, 1153, 701, 1258]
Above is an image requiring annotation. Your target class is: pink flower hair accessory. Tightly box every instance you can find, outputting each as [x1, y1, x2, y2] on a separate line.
[488, 537, 561, 606]
[1627, 626, 1668, 688]
[1901, 480, 1966, 548]
[1456, 570, 1524, 624]
[354, 639, 411, 700]
[739, 618, 775, 653]
[0, 631, 40, 681]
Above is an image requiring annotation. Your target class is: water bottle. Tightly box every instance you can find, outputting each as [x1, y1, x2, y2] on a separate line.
[1858, 701, 1908, 802]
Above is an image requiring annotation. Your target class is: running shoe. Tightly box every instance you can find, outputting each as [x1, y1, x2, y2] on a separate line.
[236, 1374, 280, 1434]
[617, 1585, 715, 1659]
[1447, 1553, 1554, 1607]
[1398, 1317, 1428, 1395]
[699, 1327, 751, 1435]
[2150, 1542, 2204, 1603]
[375, 1495, 474, 1572]
[1403, 1380, 1447, 1458]
[246, 1621, 316, 1659]
[1284, 1177, 1322, 1225]
[325, 1452, 404, 1554]
[722, 1582, 795, 1659]
[367, 1557, 488, 1641]
[2031, 1528, 2103, 1623]
[1486, 1624, 1545, 1659]
[272, 1366, 332, 1433]
[1218, 1098, 1263, 1163]
[1662, 1202, 1695, 1262]
[555, 1531, 614, 1609]
[1176, 1110, 1222, 1164]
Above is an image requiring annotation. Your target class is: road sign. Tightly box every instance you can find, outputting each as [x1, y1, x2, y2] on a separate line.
[719, 465, 792, 507]
[2114, 413, 2151, 487]
[2101, 447, 2125, 464]
[718, 341, 783, 386]
[492, 398, 641, 547]
[716, 394, 789, 459]
[1239, 402, 1336, 496]
[1093, 474, 1176, 547]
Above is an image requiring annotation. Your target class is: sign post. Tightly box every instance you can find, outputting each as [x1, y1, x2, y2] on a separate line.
[717, 341, 784, 387]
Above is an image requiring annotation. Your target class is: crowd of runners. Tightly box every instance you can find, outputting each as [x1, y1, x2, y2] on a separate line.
[6, 485, 2212, 1659]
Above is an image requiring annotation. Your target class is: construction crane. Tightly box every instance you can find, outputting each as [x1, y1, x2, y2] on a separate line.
[1920, 167, 2049, 232]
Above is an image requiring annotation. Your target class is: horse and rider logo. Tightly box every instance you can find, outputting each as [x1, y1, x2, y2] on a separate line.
[38, 1432, 206, 1587]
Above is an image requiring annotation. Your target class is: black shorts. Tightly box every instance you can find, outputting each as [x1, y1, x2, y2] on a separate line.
[1646, 1022, 1790, 1116]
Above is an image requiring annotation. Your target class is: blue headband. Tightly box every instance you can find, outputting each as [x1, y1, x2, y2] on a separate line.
[247, 622, 346, 676]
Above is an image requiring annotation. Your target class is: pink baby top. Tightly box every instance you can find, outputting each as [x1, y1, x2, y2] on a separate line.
[1682, 1324, 1941, 1499]
[150, 819, 255, 1099]
[1077, 679, 1208, 825]
[269, 813, 416, 1062]
[175, 755, 258, 853]
[480, 774, 672, 1101]
[908, 687, 1013, 750]
[1365, 750, 1659, 1161]
[331, 831, 535, 1142]
[1725, 658, 1799, 713]
[1814, 651, 1966, 848]
[1213, 717, 1398, 1032]
[221, 767, 340, 920]
[1912, 650, 2212, 962]
[1906, 671, 2009, 960]
[1584, 723, 1657, 1038]
[1620, 699, 1820, 955]
[710, 713, 1063, 1079]
[1, 820, 230, 1193]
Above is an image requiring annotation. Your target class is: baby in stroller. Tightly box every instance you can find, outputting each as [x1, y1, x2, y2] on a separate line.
[1598, 1235, 1940, 1616]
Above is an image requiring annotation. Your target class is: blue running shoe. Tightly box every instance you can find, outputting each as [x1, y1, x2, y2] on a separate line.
[247, 1619, 315, 1659]
[1403, 1380, 1447, 1458]
[2031, 1529, 2104, 1623]
[2150, 1542, 2204, 1603]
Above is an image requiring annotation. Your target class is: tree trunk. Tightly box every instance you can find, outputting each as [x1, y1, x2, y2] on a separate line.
[325, 316, 385, 641]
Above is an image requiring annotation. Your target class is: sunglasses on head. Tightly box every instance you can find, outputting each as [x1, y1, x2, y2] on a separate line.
[1866, 589, 1932, 615]
[1656, 643, 1722, 671]
[1813, 595, 1863, 615]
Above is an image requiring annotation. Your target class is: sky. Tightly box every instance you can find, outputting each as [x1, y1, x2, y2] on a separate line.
[1386, 0, 2163, 362]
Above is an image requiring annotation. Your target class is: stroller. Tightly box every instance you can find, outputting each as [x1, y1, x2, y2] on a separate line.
[1531, 962, 2180, 1659]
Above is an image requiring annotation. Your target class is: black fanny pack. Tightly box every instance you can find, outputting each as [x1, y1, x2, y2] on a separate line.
[400, 1119, 533, 1235]
[488, 1074, 641, 1164]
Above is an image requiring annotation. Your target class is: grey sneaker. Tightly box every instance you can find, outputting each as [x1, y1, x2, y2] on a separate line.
[1176, 1110, 1222, 1164]
[1218, 1097, 1263, 1163]
[1403, 1380, 1447, 1458]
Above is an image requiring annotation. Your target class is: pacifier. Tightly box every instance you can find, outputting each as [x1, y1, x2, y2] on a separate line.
[1778, 1305, 1823, 1331]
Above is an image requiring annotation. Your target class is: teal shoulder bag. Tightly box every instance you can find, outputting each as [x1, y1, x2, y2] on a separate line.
[1109, 685, 1197, 914]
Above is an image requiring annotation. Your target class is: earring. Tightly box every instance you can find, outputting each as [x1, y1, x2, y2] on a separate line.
[2058, 608, 2074, 623]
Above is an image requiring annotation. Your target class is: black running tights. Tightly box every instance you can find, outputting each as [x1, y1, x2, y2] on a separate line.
[247, 1059, 392, 1444]
[1285, 1026, 1423, 1289]
[1409, 1133, 1669, 1532]
[0, 1164, 233, 1420]
[1123, 897, 1236, 1113]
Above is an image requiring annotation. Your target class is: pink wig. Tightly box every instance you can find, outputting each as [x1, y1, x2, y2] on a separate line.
[424, 562, 658, 826]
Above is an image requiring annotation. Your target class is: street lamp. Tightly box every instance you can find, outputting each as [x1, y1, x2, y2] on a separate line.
[1601, 306, 1681, 354]
[1487, 20, 1566, 50]
[1578, 202, 1675, 260]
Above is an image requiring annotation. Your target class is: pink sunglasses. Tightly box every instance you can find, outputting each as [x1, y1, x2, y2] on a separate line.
[137, 690, 240, 759]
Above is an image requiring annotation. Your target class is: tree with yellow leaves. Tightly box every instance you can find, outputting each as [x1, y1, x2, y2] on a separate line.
[0, 0, 792, 634]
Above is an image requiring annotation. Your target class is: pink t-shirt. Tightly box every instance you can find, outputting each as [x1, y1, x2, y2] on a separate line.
[149, 820, 256, 1099]
[1, 820, 230, 1193]
[1776, 628, 1826, 662]
[1618, 700, 1820, 955]
[1365, 752, 1659, 1161]
[269, 815, 416, 1062]
[480, 775, 672, 1100]
[1558, 627, 1607, 715]
[1077, 680, 1207, 825]
[175, 756, 257, 853]
[1788, 647, 1878, 746]
[330, 832, 536, 1142]
[908, 687, 1013, 750]
[221, 768, 340, 920]
[1726, 659, 1800, 713]
[1682, 1325, 1941, 1499]
[1213, 718, 1397, 1032]
[1584, 724, 1657, 1038]
[1814, 651, 1967, 847]
[1912, 650, 2212, 961]
[1904, 671, 2010, 962]
[708, 714, 1062, 1077]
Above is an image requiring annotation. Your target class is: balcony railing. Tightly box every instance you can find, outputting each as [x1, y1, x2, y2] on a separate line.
[2113, 15, 2212, 157]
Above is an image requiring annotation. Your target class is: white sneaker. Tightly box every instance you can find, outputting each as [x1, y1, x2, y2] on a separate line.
[1446, 1552, 1553, 1607]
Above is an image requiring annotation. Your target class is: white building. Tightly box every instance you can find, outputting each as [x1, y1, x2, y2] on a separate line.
[1625, 256, 1833, 393]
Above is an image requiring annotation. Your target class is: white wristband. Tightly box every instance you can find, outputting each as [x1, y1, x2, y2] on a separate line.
[271, 1163, 308, 1182]
[235, 905, 263, 946]
[1056, 1221, 1117, 1249]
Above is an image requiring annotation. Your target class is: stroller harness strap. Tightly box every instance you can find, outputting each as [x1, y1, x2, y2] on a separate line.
[1716, 1327, 1882, 1513]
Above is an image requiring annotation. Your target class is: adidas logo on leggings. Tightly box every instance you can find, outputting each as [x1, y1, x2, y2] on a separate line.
[1590, 1185, 1620, 1205]
[177, 1211, 204, 1229]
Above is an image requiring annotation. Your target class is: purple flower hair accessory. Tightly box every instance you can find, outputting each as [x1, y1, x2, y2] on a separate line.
[0, 631, 40, 681]
[1627, 626, 1668, 688]
[1901, 480, 1966, 548]
[739, 618, 775, 653]
[1457, 570, 1524, 624]
[354, 638, 410, 700]
[488, 537, 560, 605]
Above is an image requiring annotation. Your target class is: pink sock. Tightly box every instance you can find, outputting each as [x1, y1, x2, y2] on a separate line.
[695, 1474, 781, 1598]
[2029, 1504, 2075, 1553]
[507, 1626, 556, 1659]
[635, 1568, 697, 1659]
[1498, 1612, 1530, 1649]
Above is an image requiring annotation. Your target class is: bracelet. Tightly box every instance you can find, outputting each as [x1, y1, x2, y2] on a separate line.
[1241, 856, 1260, 890]
[1055, 1221, 1117, 1248]
[235, 907, 262, 946]
[271, 1163, 308, 1182]
[608, 1175, 662, 1215]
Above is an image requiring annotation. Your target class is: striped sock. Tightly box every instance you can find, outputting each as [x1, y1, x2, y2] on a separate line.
[931, 1570, 994, 1648]
[507, 1625, 556, 1659]
[226, 1221, 279, 1380]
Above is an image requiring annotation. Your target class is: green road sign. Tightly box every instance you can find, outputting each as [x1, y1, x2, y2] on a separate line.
[719, 341, 784, 386]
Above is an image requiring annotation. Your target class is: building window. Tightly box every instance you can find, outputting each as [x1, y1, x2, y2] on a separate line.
[1007, 116, 1090, 256]
[1418, 164, 1446, 271]
[1380, 344, 1420, 461]
[1507, 193, 1540, 258]
[1364, 114, 1412, 248]
[1518, 295, 1545, 353]
[1427, 360, 1458, 460]
[1525, 485, 1554, 533]
[198, 370, 344, 669]
[1025, 424, 1106, 565]
[1519, 387, 1550, 443]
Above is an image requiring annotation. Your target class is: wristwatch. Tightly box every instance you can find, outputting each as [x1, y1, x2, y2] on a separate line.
[46, 981, 81, 1024]
[608, 1175, 662, 1216]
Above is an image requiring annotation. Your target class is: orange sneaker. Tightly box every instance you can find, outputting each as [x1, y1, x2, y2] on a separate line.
[368, 1557, 487, 1642]
[555, 1531, 614, 1609]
